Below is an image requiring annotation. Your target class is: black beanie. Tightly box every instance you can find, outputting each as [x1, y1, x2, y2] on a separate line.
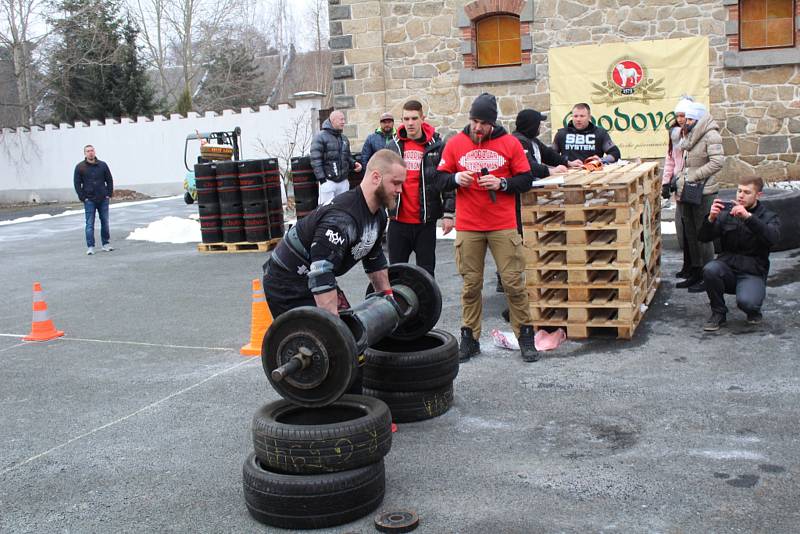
[515, 109, 546, 139]
[469, 93, 498, 125]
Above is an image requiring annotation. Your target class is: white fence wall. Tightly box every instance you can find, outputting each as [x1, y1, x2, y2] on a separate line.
[0, 96, 322, 203]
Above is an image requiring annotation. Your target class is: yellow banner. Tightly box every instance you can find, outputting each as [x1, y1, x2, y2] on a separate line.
[548, 37, 709, 159]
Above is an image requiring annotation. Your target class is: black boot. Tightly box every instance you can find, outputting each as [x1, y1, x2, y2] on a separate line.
[676, 268, 701, 289]
[518, 325, 540, 362]
[459, 327, 480, 362]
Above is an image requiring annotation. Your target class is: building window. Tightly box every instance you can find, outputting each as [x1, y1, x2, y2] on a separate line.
[476, 15, 522, 68]
[739, 0, 796, 50]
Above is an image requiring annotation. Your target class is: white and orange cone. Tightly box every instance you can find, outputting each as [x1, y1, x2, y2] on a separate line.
[23, 282, 65, 342]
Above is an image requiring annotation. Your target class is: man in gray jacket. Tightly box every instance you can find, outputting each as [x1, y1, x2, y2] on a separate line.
[310, 110, 362, 205]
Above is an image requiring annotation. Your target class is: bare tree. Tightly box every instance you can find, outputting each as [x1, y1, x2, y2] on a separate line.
[255, 108, 314, 206]
[305, 0, 329, 95]
[162, 0, 241, 106]
[131, 0, 172, 101]
[0, 0, 50, 126]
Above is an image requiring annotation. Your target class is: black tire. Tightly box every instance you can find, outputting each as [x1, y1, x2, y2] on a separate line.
[363, 382, 454, 423]
[364, 329, 459, 392]
[252, 394, 392, 474]
[184, 191, 194, 204]
[717, 187, 800, 251]
[243, 453, 385, 529]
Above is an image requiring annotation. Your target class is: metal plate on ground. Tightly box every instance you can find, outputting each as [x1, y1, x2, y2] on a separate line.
[374, 510, 419, 533]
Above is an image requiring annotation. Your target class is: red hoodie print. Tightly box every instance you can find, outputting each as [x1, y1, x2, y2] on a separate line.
[396, 122, 435, 224]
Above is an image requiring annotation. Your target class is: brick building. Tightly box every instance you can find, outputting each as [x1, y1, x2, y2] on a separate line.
[328, 0, 800, 182]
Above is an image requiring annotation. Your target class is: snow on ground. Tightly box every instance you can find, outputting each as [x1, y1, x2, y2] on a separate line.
[126, 216, 200, 243]
[0, 195, 183, 226]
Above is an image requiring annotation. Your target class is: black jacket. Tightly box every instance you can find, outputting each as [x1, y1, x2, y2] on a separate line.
[74, 159, 113, 202]
[360, 129, 395, 166]
[553, 121, 621, 162]
[698, 202, 780, 277]
[512, 131, 567, 178]
[389, 123, 454, 223]
[310, 118, 356, 184]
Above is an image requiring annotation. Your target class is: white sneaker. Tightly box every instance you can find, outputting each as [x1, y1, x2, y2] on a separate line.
[86, 247, 95, 255]
[102, 244, 114, 252]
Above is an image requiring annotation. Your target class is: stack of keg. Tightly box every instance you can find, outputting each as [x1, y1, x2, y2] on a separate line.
[194, 158, 284, 244]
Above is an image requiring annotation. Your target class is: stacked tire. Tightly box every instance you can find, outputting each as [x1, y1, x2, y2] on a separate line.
[363, 329, 459, 423]
[243, 396, 393, 529]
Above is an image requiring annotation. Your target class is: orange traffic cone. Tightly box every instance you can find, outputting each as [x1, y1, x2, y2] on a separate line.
[23, 282, 65, 342]
[240, 278, 273, 356]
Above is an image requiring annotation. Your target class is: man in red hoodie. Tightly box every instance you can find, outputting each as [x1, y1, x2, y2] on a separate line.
[436, 93, 539, 363]
[387, 100, 454, 276]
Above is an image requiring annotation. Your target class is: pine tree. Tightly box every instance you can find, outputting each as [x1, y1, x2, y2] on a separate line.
[117, 19, 156, 117]
[48, 0, 155, 123]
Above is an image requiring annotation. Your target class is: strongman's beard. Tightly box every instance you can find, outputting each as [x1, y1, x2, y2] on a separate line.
[378, 184, 397, 210]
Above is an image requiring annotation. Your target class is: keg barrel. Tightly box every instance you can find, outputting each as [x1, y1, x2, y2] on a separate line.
[194, 163, 219, 205]
[198, 203, 222, 243]
[238, 160, 266, 205]
[243, 200, 268, 243]
[216, 160, 241, 205]
[262, 158, 283, 239]
[291, 156, 318, 221]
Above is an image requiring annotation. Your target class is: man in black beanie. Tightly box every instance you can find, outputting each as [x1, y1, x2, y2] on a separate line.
[513, 109, 569, 179]
[435, 92, 540, 363]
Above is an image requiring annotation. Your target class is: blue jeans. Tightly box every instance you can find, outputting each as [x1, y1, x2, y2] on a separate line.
[84, 198, 110, 247]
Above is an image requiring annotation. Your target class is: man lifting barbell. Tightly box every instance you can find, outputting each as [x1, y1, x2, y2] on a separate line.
[260, 150, 406, 401]
[262, 149, 405, 318]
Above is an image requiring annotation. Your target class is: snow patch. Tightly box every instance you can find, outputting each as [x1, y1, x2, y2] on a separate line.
[126, 216, 201, 243]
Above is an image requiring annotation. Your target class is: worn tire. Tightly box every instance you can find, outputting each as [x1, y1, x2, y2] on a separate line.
[717, 187, 800, 251]
[364, 329, 459, 392]
[243, 453, 385, 529]
[363, 382, 454, 423]
[252, 394, 392, 474]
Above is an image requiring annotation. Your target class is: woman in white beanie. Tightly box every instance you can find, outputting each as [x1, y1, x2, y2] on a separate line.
[662, 96, 694, 278]
[675, 101, 724, 292]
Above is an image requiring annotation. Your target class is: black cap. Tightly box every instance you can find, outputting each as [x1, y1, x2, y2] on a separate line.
[515, 109, 546, 139]
[469, 93, 498, 125]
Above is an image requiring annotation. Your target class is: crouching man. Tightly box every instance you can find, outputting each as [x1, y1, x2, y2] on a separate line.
[699, 177, 780, 331]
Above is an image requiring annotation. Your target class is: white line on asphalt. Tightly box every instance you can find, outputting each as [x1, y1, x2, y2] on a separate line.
[0, 342, 26, 353]
[0, 333, 234, 351]
[0, 357, 259, 476]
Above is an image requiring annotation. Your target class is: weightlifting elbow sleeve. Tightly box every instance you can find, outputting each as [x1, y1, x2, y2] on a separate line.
[308, 260, 337, 294]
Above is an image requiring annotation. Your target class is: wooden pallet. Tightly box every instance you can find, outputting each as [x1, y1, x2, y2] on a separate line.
[197, 238, 281, 253]
[531, 276, 660, 339]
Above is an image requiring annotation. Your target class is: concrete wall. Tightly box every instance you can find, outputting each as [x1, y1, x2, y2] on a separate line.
[0, 96, 323, 203]
[330, 0, 800, 183]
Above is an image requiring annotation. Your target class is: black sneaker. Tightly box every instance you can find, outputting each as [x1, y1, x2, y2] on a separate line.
[703, 312, 727, 332]
[459, 327, 480, 362]
[675, 269, 690, 279]
[746, 312, 763, 325]
[518, 325, 540, 362]
[495, 272, 504, 293]
[687, 280, 706, 293]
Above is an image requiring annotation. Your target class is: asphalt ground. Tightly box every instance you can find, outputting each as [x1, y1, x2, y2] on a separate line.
[0, 197, 798, 533]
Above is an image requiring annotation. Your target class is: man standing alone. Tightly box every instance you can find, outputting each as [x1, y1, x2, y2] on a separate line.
[310, 110, 362, 205]
[74, 144, 114, 255]
[387, 100, 454, 277]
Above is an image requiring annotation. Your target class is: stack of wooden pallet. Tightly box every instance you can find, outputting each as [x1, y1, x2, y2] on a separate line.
[520, 162, 661, 339]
